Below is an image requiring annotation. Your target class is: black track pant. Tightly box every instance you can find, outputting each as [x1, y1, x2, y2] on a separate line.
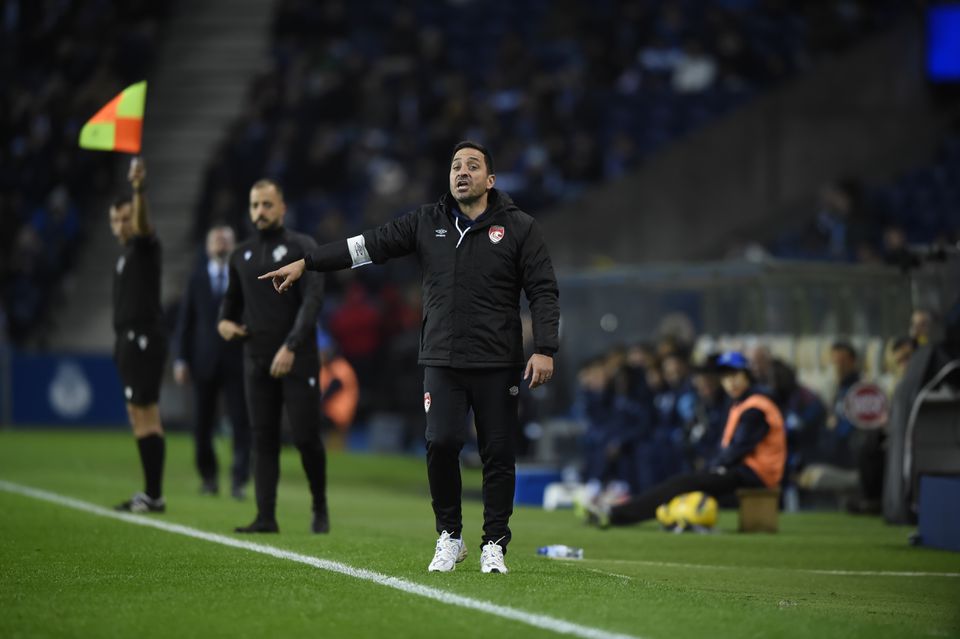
[193, 363, 250, 489]
[609, 468, 764, 526]
[244, 352, 327, 521]
[424, 366, 520, 552]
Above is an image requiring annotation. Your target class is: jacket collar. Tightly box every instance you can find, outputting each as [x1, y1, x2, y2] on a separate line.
[440, 189, 514, 231]
[257, 224, 285, 241]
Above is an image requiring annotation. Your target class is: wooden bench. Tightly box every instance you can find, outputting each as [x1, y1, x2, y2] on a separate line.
[736, 487, 781, 533]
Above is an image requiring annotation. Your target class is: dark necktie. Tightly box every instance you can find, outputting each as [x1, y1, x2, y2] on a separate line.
[214, 265, 226, 299]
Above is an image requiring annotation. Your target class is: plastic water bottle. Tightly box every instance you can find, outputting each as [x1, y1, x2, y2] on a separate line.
[536, 544, 584, 559]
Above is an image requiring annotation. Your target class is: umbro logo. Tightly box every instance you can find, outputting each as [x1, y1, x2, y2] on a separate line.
[435, 229, 447, 238]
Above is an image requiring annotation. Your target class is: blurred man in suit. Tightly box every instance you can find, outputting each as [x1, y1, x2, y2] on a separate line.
[173, 225, 251, 499]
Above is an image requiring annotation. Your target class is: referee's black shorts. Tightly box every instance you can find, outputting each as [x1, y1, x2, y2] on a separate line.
[114, 328, 167, 406]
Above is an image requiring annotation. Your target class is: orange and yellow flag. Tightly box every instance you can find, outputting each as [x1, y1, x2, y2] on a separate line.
[78, 81, 147, 153]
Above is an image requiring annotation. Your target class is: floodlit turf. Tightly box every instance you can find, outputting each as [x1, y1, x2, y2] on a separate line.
[1, 430, 958, 639]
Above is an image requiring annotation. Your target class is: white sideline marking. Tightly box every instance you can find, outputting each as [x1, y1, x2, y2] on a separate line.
[804, 569, 960, 578]
[0, 481, 642, 639]
[583, 567, 635, 581]
[587, 558, 960, 579]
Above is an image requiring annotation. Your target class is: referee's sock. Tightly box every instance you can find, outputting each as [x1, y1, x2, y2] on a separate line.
[137, 434, 165, 500]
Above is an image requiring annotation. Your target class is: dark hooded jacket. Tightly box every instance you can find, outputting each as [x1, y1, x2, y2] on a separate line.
[305, 189, 559, 368]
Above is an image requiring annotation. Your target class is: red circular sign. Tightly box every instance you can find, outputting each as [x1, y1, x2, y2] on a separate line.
[843, 382, 889, 429]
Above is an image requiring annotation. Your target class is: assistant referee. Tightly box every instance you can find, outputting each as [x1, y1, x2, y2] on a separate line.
[110, 157, 168, 513]
[218, 179, 329, 534]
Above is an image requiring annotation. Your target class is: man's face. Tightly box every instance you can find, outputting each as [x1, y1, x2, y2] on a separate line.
[910, 311, 931, 341]
[109, 203, 133, 244]
[207, 227, 235, 260]
[831, 349, 856, 378]
[249, 185, 285, 230]
[720, 370, 749, 399]
[893, 342, 914, 371]
[449, 148, 494, 205]
[662, 356, 687, 388]
[692, 372, 719, 400]
[749, 346, 772, 379]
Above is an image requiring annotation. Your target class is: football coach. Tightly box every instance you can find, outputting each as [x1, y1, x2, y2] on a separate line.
[259, 141, 560, 574]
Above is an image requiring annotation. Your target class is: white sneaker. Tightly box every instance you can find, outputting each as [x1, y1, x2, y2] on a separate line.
[114, 492, 165, 513]
[427, 531, 467, 572]
[480, 540, 509, 574]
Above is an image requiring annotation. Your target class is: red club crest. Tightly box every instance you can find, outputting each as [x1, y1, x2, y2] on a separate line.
[488, 225, 505, 244]
[424, 392, 432, 413]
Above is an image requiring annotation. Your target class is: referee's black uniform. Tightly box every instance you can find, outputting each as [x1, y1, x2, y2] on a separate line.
[302, 188, 560, 552]
[220, 224, 328, 531]
[113, 231, 167, 500]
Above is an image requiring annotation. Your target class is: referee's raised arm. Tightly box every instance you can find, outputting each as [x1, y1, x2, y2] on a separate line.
[128, 157, 153, 236]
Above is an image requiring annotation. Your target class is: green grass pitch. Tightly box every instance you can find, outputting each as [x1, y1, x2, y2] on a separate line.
[1, 430, 958, 639]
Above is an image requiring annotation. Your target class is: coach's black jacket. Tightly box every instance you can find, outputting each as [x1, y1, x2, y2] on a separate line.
[304, 189, 559, 369]
[221, 226, 324, 359]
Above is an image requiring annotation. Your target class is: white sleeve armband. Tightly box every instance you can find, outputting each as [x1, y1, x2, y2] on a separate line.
[347, 234, 372, 268]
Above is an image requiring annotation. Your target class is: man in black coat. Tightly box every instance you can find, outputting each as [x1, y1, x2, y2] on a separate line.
[218, 179, 328, 535]
[259, 141, 560, 574]
[173, 225, 250, 499]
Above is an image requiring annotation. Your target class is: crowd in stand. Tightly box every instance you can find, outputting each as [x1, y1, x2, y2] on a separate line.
[768, 132, 960, 265]
[2, 0, 909, 347]
[194, 0, 902, 244]
[1, 0, 170, 346]
[572, 315, 930, 511]
[182, 0, 907, 420]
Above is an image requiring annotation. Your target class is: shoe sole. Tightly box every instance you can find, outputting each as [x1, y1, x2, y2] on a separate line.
[117, 505, 166, 514]
[481, 566, 509, 574]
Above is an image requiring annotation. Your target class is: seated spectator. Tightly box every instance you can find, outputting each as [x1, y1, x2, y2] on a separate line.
[796, 341, 864, 501]
[651, 350, 697, 481]
[823, 340, 860, 468]
[576, 348, 655, 501]
[910, 309, 934, 347]
[748, 344, 775, 390]
[684, 354, 728, 470]
[583, 351, 786, 528]
[623, 341, 657, 403]
[573, 356, 616, 500]
[889, 336, 916, 381]
[769, 358, 827, 483]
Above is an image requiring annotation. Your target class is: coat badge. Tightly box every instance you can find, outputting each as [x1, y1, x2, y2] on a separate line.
[424, 392, 432, 413]
[272, 244, 288, 262]
[488, 225, 505, 244]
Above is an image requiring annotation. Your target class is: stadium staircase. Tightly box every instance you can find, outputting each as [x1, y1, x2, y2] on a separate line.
[544, 20, 956, 267]
[52, 0, 273, 350]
